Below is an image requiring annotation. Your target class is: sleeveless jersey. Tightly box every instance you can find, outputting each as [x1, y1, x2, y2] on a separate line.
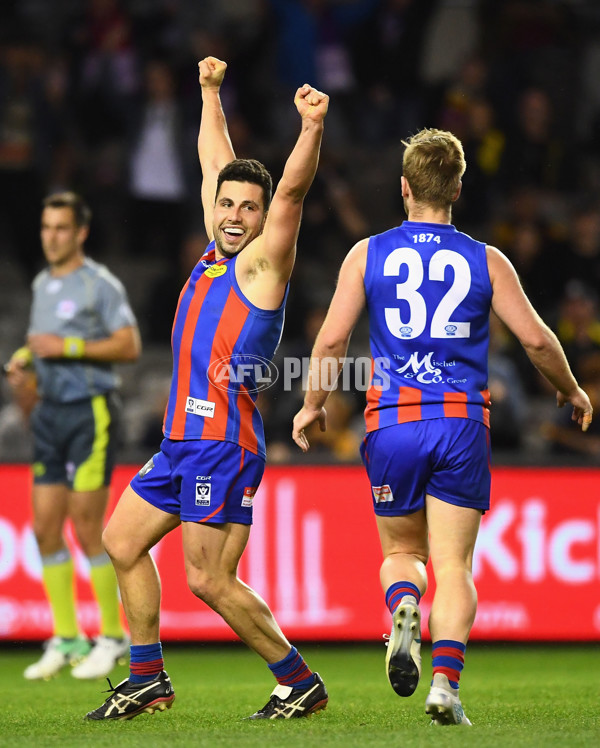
[163, 241, 286, 459]
[364, 221, 492, 432]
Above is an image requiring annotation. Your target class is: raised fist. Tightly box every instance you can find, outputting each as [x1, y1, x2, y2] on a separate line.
[198, 56, 227, 89]
[294, 84, 329, 123]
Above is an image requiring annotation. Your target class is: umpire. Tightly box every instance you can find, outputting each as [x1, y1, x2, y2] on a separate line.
[5, 191, 141, 680]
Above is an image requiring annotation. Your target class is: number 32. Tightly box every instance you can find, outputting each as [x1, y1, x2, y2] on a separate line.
[384, 247, 471, 339]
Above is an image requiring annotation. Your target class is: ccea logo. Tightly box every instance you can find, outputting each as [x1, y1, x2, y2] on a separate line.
[207, 354, 279, 393]
[185, 396, 215, 418]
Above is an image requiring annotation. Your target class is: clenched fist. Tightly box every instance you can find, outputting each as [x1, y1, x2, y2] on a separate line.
[198, 56, 227, 89]
[294, 84, 329, 123]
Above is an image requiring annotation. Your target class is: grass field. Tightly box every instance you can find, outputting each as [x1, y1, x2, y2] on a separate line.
[0, 643, 597, 747]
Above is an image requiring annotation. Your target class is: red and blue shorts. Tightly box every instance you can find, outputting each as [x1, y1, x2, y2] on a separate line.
[360, 418, 491, 517]
[130, 438, 264, 524]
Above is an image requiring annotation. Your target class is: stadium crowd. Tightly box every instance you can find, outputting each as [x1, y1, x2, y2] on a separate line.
[1, 0, 600, 464]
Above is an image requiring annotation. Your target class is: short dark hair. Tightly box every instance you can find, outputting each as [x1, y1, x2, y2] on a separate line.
[216, 159, 272, 210]
[42, 191, 92, 227]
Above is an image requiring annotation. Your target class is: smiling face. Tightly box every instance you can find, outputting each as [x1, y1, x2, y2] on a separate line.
[212, 180, 267, 259]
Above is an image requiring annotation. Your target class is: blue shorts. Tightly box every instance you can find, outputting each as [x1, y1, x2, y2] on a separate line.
[130, 439, 265, 524]
[360, 419, 491, 516]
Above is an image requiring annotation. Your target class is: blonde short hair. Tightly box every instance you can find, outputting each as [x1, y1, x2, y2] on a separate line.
[402, 128, 466, 209]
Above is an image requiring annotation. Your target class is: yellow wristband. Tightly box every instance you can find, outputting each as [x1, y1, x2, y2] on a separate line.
[9, 346, 33, 368]
[63, 337, 85, 359]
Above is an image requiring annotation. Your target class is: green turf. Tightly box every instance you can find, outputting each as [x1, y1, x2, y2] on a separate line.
[0, 643, 597, 746]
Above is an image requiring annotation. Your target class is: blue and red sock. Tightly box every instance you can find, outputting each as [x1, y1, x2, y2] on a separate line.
[129, 642, 164, 684]
[385, 581, 421, 615]
[432, 639, 466, 689]
[268, 646, 314, 691]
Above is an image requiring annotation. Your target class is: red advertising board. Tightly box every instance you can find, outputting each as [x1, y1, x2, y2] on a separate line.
[0, 464, 598, 641]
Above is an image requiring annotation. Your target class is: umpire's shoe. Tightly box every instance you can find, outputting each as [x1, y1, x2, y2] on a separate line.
[247, 673, 328, 719]
[86, 670, 175, 721]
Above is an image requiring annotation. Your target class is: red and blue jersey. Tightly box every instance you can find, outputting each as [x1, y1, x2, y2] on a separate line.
[163, 241, 286, 459]
[364, 221, 492, 432]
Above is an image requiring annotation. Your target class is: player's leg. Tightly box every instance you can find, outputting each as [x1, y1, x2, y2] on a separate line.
[423, 419, 490, 726]
[427, 497, 481, 644]
[86, 483, 179, 720]
[176, 440, 326, 719]
[424, 496, 480, 726]
[360, 423, 431, 697]
[182, 519, 328, 719]
[376, 511, 429, 697]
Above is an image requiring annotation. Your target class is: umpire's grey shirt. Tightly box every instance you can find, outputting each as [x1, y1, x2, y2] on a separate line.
[29, 258, 137, 403]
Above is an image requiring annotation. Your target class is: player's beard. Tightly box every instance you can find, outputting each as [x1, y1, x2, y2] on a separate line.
[214, 230, 253, 259]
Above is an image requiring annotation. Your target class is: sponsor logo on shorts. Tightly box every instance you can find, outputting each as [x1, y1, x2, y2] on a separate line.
[241, 486, 257, 508]
[139, 456, 155, 477]
[372, 484, 394, 503]
[185, 396, 215, 418]
[195, 482, 211, 506]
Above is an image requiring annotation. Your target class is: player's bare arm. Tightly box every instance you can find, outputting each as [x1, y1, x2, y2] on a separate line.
[239, 84, 329, 308]
[198, 56, 235, 238]
[487, 245, 593, 431]
[292, 240, 367, 451]
[27, 326, 141, 363]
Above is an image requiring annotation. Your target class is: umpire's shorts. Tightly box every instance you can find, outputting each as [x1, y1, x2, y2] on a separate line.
[30, 392, 121, 491]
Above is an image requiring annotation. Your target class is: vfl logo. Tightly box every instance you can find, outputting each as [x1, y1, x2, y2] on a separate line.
[445, 324, 458, 336]
[195, 482, 211, 506]
[396, 351, 443, 384]
[207, 354, 279, 394]
[399, 326, 413, 338]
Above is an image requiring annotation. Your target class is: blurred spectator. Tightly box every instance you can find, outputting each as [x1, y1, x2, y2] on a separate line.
[499, 87, 573, 191]
[266, 0, 379, 142]
[126, 57, 192, 258]
[0, 36, 59, 278]
[69, 0, 138, 149]
[487, 312, 526, 451]
[502, 219, 562, 317]
[541, 350, 600, 459]
[454, 97, 505, 232]
[349, 0, 437, 144]
[436, 55, 491, 139]
[560, 205, 600, 297]
[142, 229, 208, 345]
[302, 388, 362, 462]
[555, 280, 600, 382]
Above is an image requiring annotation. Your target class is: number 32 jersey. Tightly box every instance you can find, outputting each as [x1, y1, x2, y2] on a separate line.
[364, 221, 492, 432]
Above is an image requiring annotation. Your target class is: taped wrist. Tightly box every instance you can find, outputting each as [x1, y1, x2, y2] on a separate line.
[63, 337, 85, 359]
